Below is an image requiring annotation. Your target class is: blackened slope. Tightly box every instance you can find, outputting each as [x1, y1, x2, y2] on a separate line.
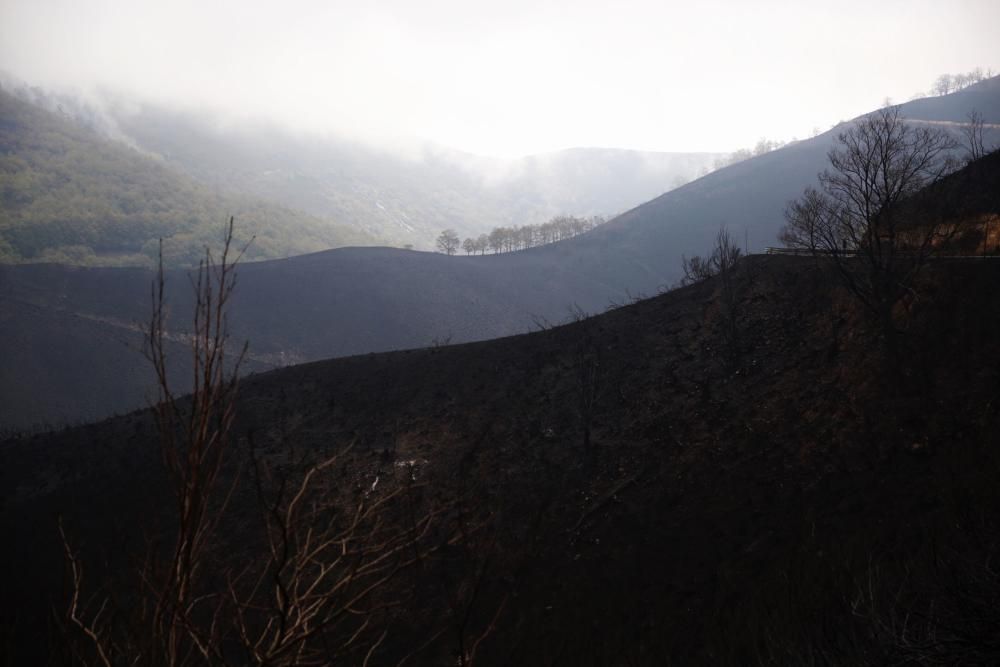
[4, 255, 1000, 664]
[0, 248, 615, 429]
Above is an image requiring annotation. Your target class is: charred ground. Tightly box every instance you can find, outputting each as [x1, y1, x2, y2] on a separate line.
[3, 248, 1000, 664]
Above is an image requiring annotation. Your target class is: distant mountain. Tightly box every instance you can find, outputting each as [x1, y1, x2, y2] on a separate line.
[4, 80, 721, 254]
[0, 88, 373, 267]
[102, 103, 719, 248]
[2, 78, 998, 429]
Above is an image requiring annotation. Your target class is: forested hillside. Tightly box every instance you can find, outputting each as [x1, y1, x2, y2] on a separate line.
[0, 88, 372, 266]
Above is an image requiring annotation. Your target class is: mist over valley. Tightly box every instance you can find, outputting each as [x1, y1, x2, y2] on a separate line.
[2, 2, 1000, 664]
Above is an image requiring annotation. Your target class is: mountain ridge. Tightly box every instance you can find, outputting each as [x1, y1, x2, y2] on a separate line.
[2, 79, 723, 250]
[2, 78, 998, 429]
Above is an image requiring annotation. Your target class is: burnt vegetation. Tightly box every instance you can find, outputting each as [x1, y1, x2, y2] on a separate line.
[3, 133, 1000, 664]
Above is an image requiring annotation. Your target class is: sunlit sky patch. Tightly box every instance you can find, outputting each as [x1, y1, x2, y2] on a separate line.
[1, 0, 997, 156]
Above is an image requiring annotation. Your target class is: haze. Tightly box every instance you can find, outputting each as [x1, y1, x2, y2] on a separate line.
[1, 0, 997, 156]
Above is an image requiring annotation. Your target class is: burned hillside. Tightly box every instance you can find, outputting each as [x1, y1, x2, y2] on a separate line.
[4, 240, 1000, 664]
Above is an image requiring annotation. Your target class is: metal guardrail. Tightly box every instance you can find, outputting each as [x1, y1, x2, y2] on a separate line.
[764, 247, 817, 255]
[762, 247, 1000, 259]
[763, 247, 854, 256]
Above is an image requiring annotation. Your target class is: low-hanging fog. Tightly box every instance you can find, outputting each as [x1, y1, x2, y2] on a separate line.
[2, 0, 997, 158]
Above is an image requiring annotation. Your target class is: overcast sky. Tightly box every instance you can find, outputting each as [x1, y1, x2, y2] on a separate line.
[1, 0, 997, 157]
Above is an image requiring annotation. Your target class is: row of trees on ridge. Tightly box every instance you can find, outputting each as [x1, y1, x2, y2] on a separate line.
[436, 214, 608, 255]
[712, 137, 788, 171]
[929, 67, 996, 97]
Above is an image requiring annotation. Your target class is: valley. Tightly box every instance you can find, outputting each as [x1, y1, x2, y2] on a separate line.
[3, 77, 998, 430]
[1, 8, 998, 660]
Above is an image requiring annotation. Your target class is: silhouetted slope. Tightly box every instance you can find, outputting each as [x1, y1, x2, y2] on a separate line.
[2, 80, 998, 429]
[0, 274, 275, 430]
[4, 254, 1000, 664]
[0, 246, 620, 428]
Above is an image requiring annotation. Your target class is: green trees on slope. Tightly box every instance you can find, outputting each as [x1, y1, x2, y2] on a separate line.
[0, 90, 371, 267]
